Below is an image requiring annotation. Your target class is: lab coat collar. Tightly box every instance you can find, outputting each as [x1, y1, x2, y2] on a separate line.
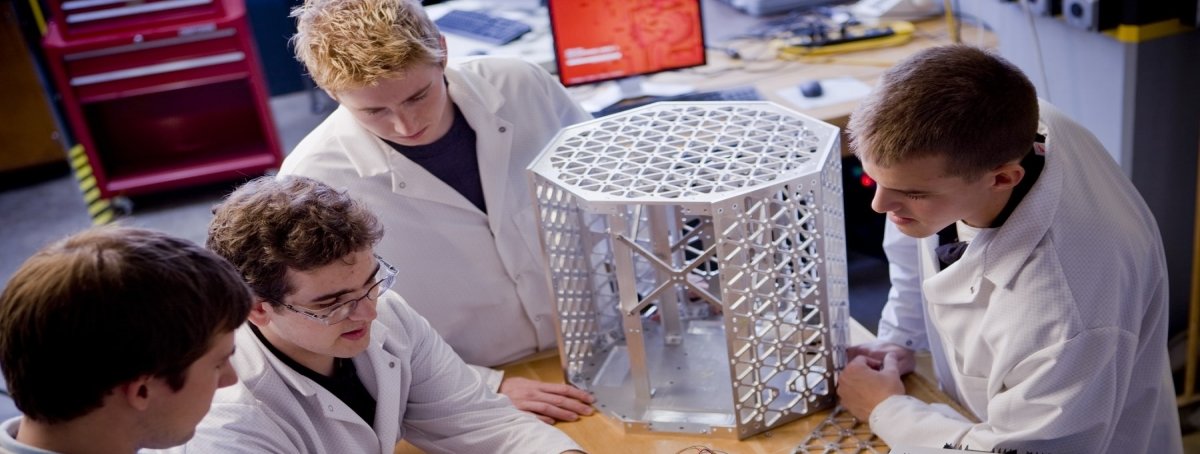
[444, 63, 504, 114]
[355, 317, 406, 452]
[236, 323, 381, 427]
[921, 102, 1063, 304]
[446, 62, 518, 231]
[921, 235, 987, 304]
[237, 325, 322, 397]
[319, 64, 515, 215]
[978, 101, 1064, 291]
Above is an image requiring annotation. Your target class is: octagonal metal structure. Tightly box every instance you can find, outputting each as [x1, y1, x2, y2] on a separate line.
[527, 102, 849, 440]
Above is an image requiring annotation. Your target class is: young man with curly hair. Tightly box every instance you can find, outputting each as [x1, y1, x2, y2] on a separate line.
[170, 176, 581, 453]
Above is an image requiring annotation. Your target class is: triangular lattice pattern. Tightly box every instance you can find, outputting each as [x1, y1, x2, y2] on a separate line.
[793, 406, 886, 453]
[528, 101, 845, 440]
[533, 178, 601, 377]
[546, 104, 823, 200]
[716, 182, 836, 436]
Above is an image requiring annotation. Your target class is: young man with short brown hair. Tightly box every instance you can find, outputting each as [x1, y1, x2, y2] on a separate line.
[0, 227, 251, 453]
[837, 45, 1182, 453]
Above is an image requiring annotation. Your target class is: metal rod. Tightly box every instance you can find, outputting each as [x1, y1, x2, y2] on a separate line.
[611, 212, 652, 414]
[649, 205, 684, 344]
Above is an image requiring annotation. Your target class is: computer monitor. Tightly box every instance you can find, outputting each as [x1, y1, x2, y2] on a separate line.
[547, 0, 707, 112]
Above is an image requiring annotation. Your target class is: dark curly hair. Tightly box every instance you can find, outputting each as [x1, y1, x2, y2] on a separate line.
[207, 175, 384, 305]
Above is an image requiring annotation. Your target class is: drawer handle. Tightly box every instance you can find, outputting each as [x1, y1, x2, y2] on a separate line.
[70, 51, 244, 86]
[66, 0, 213, 24]
[65, 28, 236, 62]
[62, 0, 126, 11]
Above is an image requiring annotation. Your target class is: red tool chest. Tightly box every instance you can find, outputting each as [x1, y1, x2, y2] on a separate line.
[41, 0, 280, 198]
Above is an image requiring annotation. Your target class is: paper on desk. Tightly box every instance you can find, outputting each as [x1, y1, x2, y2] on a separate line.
[776, 76, 873, 111]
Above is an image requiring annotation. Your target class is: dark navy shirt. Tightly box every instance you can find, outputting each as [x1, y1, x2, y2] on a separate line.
[250, 325, 377, 426]
[386, 105, 487, 213]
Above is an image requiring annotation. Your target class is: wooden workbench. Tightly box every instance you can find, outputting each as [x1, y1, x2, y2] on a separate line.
[396, 320, 969, 454]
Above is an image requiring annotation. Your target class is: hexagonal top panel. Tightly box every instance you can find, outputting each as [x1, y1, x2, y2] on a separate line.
[530, 102, 840, 204]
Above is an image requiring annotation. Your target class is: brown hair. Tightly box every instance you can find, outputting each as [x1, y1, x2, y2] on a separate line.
[291, 0, 445, 91]
[207, 175, 384, 305]
[848, 45, 1039, 179]
[0, 226, 251, 423]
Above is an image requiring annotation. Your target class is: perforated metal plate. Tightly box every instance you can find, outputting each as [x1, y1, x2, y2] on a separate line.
[528, 102, 849, 439]
[794, 406, 886, 453]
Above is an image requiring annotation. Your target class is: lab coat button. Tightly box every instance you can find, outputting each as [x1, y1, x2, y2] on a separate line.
[327, 405, 333, 412]
[398, 182, 406, 189]
[499, 126, 507, 133]
[388, 361, 395, 368]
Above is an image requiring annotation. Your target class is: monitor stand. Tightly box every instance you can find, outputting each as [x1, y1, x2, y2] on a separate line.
[580, 76, 693, 113]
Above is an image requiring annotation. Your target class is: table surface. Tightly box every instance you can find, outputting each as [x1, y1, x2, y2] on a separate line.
[396, 320, 970, 454]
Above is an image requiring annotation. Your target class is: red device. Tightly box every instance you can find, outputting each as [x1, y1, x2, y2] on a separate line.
[41, 0, 281, 198]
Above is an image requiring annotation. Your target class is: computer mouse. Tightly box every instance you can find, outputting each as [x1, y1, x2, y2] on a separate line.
[800, 80, 823, 98]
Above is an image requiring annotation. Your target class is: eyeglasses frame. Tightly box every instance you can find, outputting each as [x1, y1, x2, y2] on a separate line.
[277, 254, 398, 325]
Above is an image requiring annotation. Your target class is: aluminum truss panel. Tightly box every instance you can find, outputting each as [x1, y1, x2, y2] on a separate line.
[528, 102, 847, 439]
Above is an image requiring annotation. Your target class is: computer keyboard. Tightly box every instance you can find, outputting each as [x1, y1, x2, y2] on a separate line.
[593, 86, 763, 117]
[435, 9, 532, 46]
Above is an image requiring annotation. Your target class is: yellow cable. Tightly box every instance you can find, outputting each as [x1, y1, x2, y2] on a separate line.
[943, 0, 959, 43]
[776, 21, 915, 58]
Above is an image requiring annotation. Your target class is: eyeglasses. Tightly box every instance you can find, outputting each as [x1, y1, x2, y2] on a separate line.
[279, 255, 398, 326]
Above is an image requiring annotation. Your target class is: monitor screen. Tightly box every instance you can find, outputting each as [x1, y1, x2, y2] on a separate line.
[547, 0, 707, 87]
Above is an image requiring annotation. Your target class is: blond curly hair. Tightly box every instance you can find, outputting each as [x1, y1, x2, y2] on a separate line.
[291, 0, 445, 91]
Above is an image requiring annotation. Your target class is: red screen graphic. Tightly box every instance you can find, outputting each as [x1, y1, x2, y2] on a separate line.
[549, 0, 706, 86]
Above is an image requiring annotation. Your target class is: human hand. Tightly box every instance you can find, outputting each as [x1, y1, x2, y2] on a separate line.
[685, 273, 722, 314]
[499, 377, 595, 424]
[837, 353, 906, 421]
[846, 340, 915, 375]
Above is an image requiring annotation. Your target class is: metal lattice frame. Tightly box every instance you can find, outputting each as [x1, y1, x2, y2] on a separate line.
[793, 406, 887, 453]
[529, 102, 848, 439]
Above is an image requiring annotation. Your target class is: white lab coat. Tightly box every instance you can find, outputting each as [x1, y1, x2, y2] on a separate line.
[0, 418, 55, 454]
[870, 101, 1183, 453]
[157, 292, 580, 454]
[281, 58, 591, 384]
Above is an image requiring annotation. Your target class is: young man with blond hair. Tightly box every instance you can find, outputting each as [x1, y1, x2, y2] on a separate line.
[280, 0, 595, 423]
[835, 45, 1182, 453]
[0, 227, 251, 453]
[169, 175, 581, 453]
